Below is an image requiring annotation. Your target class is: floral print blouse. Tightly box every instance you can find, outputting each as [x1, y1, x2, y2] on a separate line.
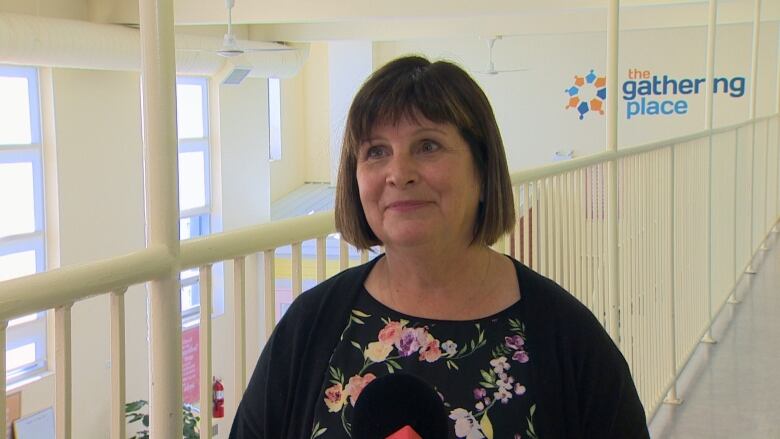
[311, 288, 538, 439]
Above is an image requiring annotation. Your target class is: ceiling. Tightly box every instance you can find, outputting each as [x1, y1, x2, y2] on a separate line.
[1, 0, 778, 42]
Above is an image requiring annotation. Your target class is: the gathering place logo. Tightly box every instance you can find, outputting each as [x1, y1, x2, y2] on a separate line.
[565, 68, 747, 120]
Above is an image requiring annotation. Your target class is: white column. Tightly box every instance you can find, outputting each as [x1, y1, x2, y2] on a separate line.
[702, 0, 718, 344]
[0, 320, 7, 437]
[138, 0, 182, 438]
[606, 0, 621, 345]
[746, 0, 762, 271]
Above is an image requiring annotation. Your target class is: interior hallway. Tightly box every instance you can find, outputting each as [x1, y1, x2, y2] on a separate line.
[649, 227, 780, 438]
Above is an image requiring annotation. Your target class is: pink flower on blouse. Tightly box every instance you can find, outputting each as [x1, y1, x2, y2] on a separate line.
[419, 338, 442, 363]
[324, 383, 347, 413]
[345, 373, 376, 406]
[378, 321, 404, 345]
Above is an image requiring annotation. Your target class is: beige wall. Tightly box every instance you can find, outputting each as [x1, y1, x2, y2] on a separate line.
[373, 22, 779, 171]
[51, 68, 148, 438]
[270, 74, 307, 201]
[9, 69, 274, 437]
[303, 43, 332, 184]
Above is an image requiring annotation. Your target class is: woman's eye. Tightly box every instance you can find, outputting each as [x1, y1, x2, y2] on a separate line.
[365, 145, 387, 159]
[420, 140, 440, 153]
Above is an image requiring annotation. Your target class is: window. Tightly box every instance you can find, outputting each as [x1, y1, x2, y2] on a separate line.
[268, 78, 282, 161]
[176, 77, 212, 323]
[1, 65, 47, 386]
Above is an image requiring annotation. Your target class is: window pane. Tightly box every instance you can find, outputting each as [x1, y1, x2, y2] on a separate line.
[181, 284, 200, 313]
[180, 217, 192, 240]
[177, 84, 204, 139]
[6, 343, 35, 371]
[268, 78, 281, 160]
[179, 151, 206, 211]
[0, 250, 36, 282]
[0, 162, 36, 238]
[8, 313, 38, 327]
[0, 76, 32, 145]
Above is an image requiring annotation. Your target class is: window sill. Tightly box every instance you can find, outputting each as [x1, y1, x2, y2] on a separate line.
[7, 369, 54, 393]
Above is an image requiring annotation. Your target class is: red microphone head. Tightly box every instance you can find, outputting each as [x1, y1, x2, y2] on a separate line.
[386, 425, 423, 439]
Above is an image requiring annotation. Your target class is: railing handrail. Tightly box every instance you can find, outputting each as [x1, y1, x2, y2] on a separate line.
[0, 245, 172, 321]
[510, 115, 774, 185]
[179, 210, 335, 269]
[0, 114, 775, 323]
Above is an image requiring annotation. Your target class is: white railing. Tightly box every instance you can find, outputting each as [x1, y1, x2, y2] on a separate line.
[1, 114, 778, 437]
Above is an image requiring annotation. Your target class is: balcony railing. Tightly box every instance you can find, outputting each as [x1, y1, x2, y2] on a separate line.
[1, 113, 778, 438]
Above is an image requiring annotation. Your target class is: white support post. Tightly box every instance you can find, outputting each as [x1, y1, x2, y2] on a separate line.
[746, 0, 762, 274]
[55, 304, 73, 439]
[263, 250, 276, 340]
[139, 0, 183, 437]
[730, 129, 742, 304]
[0, 320, 7, 436]
[110, 289, 128, 439]
[291, 242, 303, 300]
[199, 265, 213, 439]
[664, 146, 682, 405]
[316, 237, 327, 282]
[339, 239, 349, 271]
[234, 256, 247, 399]
[606, 0, 621, 345]
[702, 0, 718, 344]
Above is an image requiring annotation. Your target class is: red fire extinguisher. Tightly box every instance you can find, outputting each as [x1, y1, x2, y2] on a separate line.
[213, 376, 225, 418]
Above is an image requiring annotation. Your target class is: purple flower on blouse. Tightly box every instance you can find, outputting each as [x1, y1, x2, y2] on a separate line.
[473, 388, 487, 400]
[505, 335, 525, 350]
[396, 329, 421, 357]
[512, 350, 529, 363]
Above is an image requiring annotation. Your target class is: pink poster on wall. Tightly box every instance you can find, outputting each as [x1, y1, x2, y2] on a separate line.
[182, 326, 200, 404]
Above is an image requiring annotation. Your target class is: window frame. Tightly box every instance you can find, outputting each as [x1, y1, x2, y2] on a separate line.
[1, 65, 48, 387]
[176, 76, 215, 326]
[268, 77, 282, 161]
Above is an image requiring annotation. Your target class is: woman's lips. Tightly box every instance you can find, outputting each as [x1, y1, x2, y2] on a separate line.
[385, 200, 431, 212]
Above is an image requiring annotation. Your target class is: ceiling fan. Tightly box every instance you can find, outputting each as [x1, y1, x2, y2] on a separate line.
[474, 36, 528, 75]
[180, 0, 294, 58]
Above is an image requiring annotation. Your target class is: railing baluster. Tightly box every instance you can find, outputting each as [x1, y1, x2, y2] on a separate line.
[55, 303, 73, 439]
[532, 181, 540, 272]
[292, 242, 303, 300]
[110, 289, 128, 439]
[316, 237, 327, 282]
[1, 320, 7, 437]
[200, 264, 213, 439]
[339, 239, 349, 271]
[234, 256, 247, 398]
[263, 250, 276, 340]
[523, 184, 531, 267]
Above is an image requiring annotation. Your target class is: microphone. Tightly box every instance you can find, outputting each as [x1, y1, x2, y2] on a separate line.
[351, 373, 449, 439]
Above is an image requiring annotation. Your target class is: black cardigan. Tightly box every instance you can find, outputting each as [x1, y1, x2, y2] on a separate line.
[229, 257, 649, 438]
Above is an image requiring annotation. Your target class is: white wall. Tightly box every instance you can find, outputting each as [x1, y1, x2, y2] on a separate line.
[52, 68, 148, 438]
[303, 42, 332, 184]
[214, 77, 273, 430]
[270, 74, 307, 201]
[327, 41, 373, 184]
[371, 22, 779, 171]
[10, 70, 276, 437]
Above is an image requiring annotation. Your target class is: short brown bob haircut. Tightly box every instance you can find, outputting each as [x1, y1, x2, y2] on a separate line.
[335, 55, 516, 250]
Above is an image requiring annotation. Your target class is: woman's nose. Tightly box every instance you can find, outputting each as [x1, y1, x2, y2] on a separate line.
[385, 154, 417, 187]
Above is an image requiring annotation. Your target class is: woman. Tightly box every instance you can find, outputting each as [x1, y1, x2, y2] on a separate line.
[230, 56, 649, 438]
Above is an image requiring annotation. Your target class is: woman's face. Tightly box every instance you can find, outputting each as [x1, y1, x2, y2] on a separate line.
[355, 115, 482, 251]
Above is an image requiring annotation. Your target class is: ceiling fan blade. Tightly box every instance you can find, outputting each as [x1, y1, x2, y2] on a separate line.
[242, 47, 296, 53]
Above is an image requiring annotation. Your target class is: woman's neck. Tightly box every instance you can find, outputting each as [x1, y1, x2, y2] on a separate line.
[365, 243, 519, 320]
